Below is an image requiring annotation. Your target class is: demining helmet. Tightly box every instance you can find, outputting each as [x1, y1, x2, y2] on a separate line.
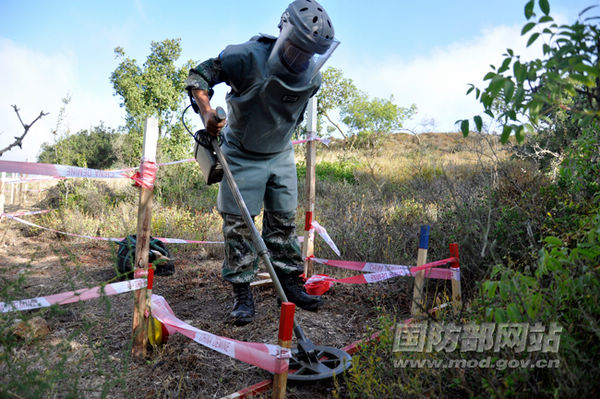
[267, 0, 339, 85]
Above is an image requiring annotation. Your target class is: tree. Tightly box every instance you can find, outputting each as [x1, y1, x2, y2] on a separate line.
[341, 95, 416, 135]
[317, 67, 360, 138]
[38, 124, 120, 169]
[317, 66, 416, 138]
[110, 38, 194, 161]
[459, 0, 600, 143]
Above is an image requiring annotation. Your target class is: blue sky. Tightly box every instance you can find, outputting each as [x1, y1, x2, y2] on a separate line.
[0, 0, 595, 161]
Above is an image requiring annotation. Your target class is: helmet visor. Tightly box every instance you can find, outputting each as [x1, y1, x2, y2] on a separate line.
[268, 23, 339, 85]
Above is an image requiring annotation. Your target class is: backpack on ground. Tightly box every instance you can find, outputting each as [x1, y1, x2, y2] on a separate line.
[116, 235, 175, 278]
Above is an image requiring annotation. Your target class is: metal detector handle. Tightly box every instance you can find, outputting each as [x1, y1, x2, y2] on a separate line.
[215, 106, 226, 123]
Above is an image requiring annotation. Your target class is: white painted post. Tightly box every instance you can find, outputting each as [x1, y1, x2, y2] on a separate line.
[302, 97, 318, 278]
[10, 173, 15, 205]
[0, 172, 5, 216]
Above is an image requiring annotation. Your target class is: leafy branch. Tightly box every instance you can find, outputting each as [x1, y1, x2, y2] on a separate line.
[458, 0, 600, 143]
[0, 105, 48, 157]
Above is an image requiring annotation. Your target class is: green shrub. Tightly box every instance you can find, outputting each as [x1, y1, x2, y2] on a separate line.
[41, 179, 136, 217]
[154, 162, 218, 212]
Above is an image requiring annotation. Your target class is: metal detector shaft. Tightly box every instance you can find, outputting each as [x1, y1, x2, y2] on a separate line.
[209, 108, 308, 342]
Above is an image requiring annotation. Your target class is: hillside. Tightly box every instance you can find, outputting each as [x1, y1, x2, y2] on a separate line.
[1, 130, 598, 398]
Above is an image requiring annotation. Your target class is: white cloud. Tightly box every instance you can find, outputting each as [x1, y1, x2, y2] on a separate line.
[0, 37, 124, 162]
[336, 23, 546, 133]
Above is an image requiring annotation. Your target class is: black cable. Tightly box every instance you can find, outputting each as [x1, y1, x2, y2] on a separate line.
[181, 103, 223, 147]
[181, 103, 195, 138]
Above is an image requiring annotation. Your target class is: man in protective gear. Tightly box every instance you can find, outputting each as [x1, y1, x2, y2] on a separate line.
[186, 0, 339, 325]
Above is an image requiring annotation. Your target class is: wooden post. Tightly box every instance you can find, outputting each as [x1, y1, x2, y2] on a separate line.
[22, 175, 28, 205]
[10, 174, 15, 205]
[449, 243, 462, 315]
[411, 225, 430, 316]
[132, 117, 159, 359]
[0, 172, 5, 216]
[272, 302, 295, 399]
[302, 97, 317, 278]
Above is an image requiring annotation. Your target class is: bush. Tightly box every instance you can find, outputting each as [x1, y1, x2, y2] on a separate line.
[154, 162, 219, 212]
[297, 159, 364, 184]
[41, 179, 136, 217]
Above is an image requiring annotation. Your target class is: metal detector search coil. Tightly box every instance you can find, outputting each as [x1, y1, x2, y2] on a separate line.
[193, 129, 223, 185]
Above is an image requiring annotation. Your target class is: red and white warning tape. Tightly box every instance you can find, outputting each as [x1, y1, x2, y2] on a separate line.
[0, 278, 288, 373]
[0, 160, 131, 180]
[6, 215, 123, 242]
[291, 134, 331, 146]
[4, 214, 224, 244]
[155, 237, 224, 244]
[0, 278, 146, 313]
[1, 209, 51, 218]
[0, 159, 196, 185]
[151, 295, 290, 374]
[1, 176, 66, 184]
[308, 257, 459, 285]
[298, 219, 340, 256]
[129, 159, 158, 190]
[310, 220, 340, 256]
[312, 257, 458, 277]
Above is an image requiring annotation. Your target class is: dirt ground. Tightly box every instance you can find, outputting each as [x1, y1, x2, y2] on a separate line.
[0, 208, 414, 399]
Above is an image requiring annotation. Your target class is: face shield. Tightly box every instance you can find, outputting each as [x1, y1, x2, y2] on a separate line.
[267, 22, 339, 86]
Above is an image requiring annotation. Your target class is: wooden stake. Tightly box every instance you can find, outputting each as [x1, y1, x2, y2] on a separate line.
[132, 117, 159, 359]
[250, 272, 273, 287]
[272, 302, 295, 399]
[411, 225, 430, 316]
[449, 243, 462, 315]
[22, 175, 28, 205]
[302, 97, 318, 278]
[10, 174, 15, 205]
[0, 172, 5, 216]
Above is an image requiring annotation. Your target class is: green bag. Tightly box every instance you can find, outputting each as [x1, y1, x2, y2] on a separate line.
[116, 235, 175, 278]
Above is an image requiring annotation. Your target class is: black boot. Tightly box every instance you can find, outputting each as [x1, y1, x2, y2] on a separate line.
[279, 274, 324, 311]
[230, 283, 255, 326]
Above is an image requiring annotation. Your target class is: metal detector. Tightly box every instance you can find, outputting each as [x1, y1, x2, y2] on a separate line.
[199, 107, 352, 382]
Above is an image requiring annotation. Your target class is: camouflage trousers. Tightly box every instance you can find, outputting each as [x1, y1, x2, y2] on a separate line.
[221, 211, 303, 284]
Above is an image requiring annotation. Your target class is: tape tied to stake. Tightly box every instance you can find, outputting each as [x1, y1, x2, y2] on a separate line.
[150, 295, 290, 374]
[134, 266, 155, 290]
[409, 257, 457, 273]
[310, 220, 341, 256]
[309, 257, 460, 283]
[130, 159, 158, 190]
[304, 211, 313, 231]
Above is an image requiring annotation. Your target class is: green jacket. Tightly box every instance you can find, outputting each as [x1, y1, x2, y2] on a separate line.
[186, 34, 321, 154]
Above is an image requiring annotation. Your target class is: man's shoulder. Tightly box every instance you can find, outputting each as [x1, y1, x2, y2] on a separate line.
[221, 34, 274, 61]
[250, 33, 277, 44]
